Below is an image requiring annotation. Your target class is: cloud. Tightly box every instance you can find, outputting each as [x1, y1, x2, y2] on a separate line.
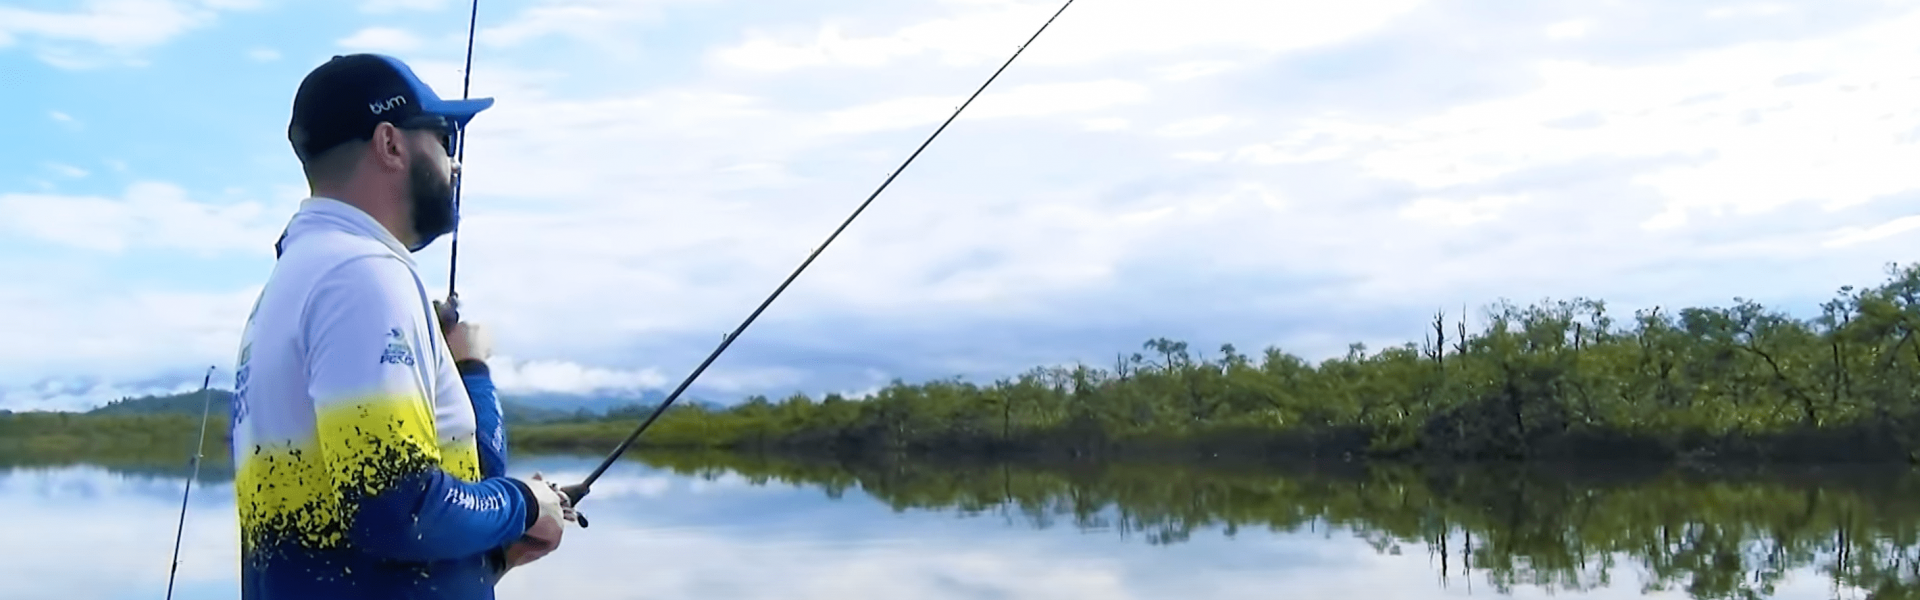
[475, 0, 712, 53]
[43, 163, 89, 179]
[0, 284, 258, 401]
[1823, 214, 1920, 249]
[1155, 115, 1240, 138]
[0, 183, 280, 400]
[812, 79, 1151, 135]
[337, 26, 426, 52]
[485, 356, 672, 395]
[0, 377, 214, 413]
[360, 0, 450, 14]
[1543, 18, 1593, 40]
[712, 0, 1429, 71]
[0, 182, 284, 256]
[246, 47, 280, 61]
[0, 0, 257, 68]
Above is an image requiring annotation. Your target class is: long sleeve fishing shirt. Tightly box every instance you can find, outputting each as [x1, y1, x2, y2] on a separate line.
[230, 196, 525, 599]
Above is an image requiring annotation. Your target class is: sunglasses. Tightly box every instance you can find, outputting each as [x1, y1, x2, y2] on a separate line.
[394, 115, 460, 158]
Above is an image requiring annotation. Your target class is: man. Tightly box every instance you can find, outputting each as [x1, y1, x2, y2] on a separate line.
[228, 53, 572, 599]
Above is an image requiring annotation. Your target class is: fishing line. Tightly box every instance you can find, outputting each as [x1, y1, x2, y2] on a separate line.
[164, 366, 218, 600]
[554, 0, 1080, 526]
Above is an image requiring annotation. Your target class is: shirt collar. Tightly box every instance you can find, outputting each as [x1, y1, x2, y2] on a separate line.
[275, 196, 415, 264]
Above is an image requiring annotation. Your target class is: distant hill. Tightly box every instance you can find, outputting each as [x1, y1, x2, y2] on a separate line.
[73, 387, 718, 424]
[503, 390, 730, 423]
[89, 389, 233, 416]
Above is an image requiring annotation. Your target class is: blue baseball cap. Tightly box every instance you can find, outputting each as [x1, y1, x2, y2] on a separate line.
[288, 53, 494, 162]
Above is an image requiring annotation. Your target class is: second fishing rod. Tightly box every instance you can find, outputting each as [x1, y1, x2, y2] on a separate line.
[553, 0, 1079, 526]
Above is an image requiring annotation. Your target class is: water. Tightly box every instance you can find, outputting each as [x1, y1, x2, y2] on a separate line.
[6, 453, 1918, 600]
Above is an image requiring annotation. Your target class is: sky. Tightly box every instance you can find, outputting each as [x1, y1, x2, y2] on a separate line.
[4, 0, 1920, 411]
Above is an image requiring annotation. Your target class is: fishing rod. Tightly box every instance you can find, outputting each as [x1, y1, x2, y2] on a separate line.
[444, 0, 482, 317]
[164, 366, 218, 600]
[554, 0, 1079, 526]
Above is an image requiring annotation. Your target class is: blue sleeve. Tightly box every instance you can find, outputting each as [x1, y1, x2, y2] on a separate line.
[349, 473, 537, 561]
[460, 360, 508, 479]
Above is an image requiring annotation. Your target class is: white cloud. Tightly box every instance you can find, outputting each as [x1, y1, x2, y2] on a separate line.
[337, 26, 426, 52]
[1823, 215, 1920, 248]
[43, 163, 88, 179]
[1172, 151, 1226, 162]
[0, 378, 213, 413]
[693, 366, 812, 395]
[1210, 8, 1920, 227]
[360, 0, 449, 14]
[246, 47, 279, 61]
[1707, 3, 1797, 19]
[0, 0, 257, 68]
[812, 80, 1150, 135]
[48, 111, 73, 123]
[713, 0, 1429, 71]
[1398, 194, 1531, 227]
[0, 285, 258, 399]
[1544, 19, 1593, 40]
[1153, 60, 1240, 82]
[485, 356, 671, 395]
[475, 0, 711, 54]
[1155, 116, 1239, 138]
[0, 182, 284, 255]
[0, 0, 206, 50]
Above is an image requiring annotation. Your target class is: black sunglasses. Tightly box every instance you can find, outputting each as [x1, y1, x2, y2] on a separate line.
[395, 115, 459, 158]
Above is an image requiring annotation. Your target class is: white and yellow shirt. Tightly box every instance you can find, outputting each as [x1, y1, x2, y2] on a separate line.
[230, 196, 529, 599]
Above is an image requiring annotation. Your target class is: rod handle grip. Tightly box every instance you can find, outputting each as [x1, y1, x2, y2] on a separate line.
[558, 483, 590, 529]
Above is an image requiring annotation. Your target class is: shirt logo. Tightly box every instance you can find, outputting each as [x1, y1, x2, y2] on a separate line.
[379, 327, 416, 367]
[232, 343, 252, 426]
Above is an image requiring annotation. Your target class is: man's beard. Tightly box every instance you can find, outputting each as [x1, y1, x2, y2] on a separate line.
[406, 150, 458, 252]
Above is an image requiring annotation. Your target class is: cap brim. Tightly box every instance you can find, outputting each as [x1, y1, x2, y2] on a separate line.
[368, 54, 496, 126]
[421, 96, 494, 126]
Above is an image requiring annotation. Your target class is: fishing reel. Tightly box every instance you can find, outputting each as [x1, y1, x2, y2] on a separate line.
[434, 294, 461, 330]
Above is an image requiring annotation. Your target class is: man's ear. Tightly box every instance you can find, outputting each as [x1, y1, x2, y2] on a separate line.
[370, 122, 408, 173]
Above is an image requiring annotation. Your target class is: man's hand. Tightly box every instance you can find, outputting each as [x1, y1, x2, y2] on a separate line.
[434, 299, 490, 363]
[503, 472, 575, 571]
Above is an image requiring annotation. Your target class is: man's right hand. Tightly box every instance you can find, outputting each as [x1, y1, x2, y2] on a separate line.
[506, 472, 574, 569]
[434, 299, 491, 363]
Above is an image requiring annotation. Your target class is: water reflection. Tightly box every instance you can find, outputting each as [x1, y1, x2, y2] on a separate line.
[4, 453, 1916, 599]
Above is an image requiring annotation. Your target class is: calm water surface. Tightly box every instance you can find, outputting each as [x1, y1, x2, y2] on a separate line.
[6, 454, 1917, 600]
